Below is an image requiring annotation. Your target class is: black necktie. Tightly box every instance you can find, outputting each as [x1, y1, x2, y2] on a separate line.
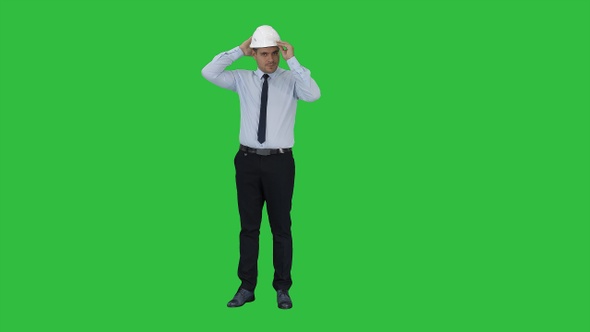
[257, 74, 269, 144]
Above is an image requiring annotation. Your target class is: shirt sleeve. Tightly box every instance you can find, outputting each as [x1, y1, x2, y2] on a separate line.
[201, 46, 244, 91]
[286, 56, 321, 102]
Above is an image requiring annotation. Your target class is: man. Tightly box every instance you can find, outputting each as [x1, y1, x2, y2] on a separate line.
[201, 25, 320, 309]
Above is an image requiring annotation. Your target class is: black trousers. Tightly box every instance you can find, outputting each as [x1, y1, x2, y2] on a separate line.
[234, 149, 295, 292]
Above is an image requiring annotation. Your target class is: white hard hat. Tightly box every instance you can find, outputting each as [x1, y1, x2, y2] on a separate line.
[250, 25, 280, 48]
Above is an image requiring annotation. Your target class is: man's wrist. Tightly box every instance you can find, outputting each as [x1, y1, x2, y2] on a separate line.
[286, 56, 300, 69]
[227, 46, 243, 61]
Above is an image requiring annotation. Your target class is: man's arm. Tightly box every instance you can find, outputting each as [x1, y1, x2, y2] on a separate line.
[201, 38, 253, 91]
[278, 41, 321, 102]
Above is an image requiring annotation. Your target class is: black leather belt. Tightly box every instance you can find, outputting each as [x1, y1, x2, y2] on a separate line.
[240, 144, 292, 156]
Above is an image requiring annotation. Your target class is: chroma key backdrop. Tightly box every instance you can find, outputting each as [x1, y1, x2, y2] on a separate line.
[1, 0, 588, 331]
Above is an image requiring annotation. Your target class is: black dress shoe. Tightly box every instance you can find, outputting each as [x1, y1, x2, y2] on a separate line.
[277, 290, 292, 309]
[227, 288, 255, 307]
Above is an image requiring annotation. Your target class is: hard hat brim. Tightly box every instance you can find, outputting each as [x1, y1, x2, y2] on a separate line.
[250, 42, 279, 48]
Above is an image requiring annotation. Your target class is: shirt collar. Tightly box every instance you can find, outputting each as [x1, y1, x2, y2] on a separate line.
[254, 68, 283, 80]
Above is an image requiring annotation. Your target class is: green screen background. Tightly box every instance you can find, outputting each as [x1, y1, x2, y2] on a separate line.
[1, 0, 588, 331]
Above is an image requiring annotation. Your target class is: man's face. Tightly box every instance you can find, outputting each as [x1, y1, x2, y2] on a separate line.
[253, 46, 280, 73]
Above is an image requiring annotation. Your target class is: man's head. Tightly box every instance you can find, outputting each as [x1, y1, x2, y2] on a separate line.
[252, 47, 280, 73]
[250, 25, 281, 73]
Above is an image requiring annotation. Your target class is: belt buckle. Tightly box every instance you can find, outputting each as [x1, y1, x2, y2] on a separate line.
[257, 149, 271, 156]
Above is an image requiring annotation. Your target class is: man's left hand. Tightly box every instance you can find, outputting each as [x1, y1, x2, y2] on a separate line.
[277, 41, 294, 61]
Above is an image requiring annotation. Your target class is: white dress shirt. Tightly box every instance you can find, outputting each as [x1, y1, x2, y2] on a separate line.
[202, 46, 321, 149]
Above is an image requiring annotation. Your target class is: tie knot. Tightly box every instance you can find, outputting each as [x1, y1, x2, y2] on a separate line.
[262, 74, 269, 80]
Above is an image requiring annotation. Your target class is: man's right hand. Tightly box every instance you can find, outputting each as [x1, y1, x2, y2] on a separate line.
[240, 37, 253, 56]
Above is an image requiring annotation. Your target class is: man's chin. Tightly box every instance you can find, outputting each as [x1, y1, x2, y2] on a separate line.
[264, 66, 277, 73]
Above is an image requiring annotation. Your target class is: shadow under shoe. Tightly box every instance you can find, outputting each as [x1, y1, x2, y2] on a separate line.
[227, 288, 255, 308]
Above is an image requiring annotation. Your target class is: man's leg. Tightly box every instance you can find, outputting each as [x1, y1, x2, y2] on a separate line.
[234, 151, 264, 291]
[261, 152, 295, 291]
